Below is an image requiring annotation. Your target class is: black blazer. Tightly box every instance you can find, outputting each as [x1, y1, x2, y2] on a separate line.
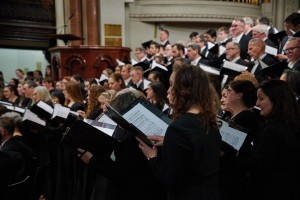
[292, 59, 300, 71]
[264, 38, 276, 48]
[235, 58, 254, 70]
[250, 54, 279, 80]
[239, 34, 251, 60]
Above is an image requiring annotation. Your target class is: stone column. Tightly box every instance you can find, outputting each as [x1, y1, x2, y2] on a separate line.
[86, 0, 100, 45]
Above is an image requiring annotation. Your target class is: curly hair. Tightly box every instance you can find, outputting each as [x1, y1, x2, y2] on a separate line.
[171, 65, 220, 130]
[87, 85, 106, 116]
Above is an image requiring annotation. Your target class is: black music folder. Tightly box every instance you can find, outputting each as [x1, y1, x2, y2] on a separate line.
[218, 119, 248, 154]
[220, 60, 248, 77]
[105, 97, 172, 147]
[22, 109, 46, 132]
[30, 101, 53, 121]
[61, 119, 119, 156]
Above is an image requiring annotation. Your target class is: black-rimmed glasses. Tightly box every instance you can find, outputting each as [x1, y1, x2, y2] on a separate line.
[283, 46, 300, 53]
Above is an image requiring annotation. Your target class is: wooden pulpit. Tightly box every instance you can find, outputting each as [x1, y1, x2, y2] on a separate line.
[48, 45, 131, 81]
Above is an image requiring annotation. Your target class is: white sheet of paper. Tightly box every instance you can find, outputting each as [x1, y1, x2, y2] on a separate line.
[219, 120, 247, 151]
[131, 58, 138, 65]
[84, 118, 116, 137]
[151, 60, 168, 71]
[199, 64, 220, 75]
[223, 60, 247, 72]
[219, 45, 226, 56]
[23, 109, 46, 126]
[143, 79, 152, 89]
[116, 59, 125, 66]
[37, 101, 53, 114]
[265, 45, 278, 56]
[97, 113, 117, 126]
[99, 74, 108, 82]
[207, 41, 215, 50]
[123, 103, 168, 136]
[52, 104, 70, 119]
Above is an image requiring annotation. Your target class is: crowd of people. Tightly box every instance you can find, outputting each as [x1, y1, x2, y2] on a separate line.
[1, 12, 300, 200]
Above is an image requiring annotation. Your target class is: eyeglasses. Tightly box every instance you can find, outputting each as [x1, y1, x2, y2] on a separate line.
[283, 46, 300, 53]
[226, 48, 237, 51]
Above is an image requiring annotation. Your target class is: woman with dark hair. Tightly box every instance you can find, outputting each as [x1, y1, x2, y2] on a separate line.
[108, 73, 126, 92]
[51, 90, 65, 105]
[220, 80, 264, 200]
[15, 69, 25, 82]
[247, 79, 300, 200]
[45, 65, 52, 78]
[2, 85, 19, 105]
[15, 83, 30, 108]
[146, 81, 168, 110]
[63, 81, 85, 112]
[138, 65, 222, 200]
[8, 78, 19, 87]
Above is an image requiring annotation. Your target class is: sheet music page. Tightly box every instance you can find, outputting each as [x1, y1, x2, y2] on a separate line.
[219, 45, 226, 56]
[199, 64, 220, 75]
[14, 106, 25, 114]
[97, 113, 117, 126]
[265, 45, 278, 56]
[219, 120, 247, 151]
[122, 103, 168, 136]
[52, 104, 70, 119]
[223, 60, 247, 72]
[37, 101, 53, 114]
[84, 118, 116, 137]
[22, 109, 46, 126]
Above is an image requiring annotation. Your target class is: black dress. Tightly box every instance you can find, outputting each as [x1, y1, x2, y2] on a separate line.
[149, 113, 221, 200]
[219, 109, 264, 200]
[247, 119, 300, 200]
[89, 136, 167, 200]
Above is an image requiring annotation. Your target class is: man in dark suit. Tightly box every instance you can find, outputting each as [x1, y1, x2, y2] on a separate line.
[127, 66, 151, 95]
[247, 38, 281, 81]
[243, 16, 254, 38]
[225, 42, 253, 69]
[284, 37, 300, 71]
[277, 12, 300, 55]
[230, 18, 251, 60]
[252, 24, 276, 47]
[0, 117, 33, 197]
[133, 47, 151, 71]
[159, 29, 170, 49]
[186, 42, 209, 66]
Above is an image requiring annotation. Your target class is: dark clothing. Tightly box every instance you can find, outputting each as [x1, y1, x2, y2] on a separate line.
[149, 113, 221, 200]
[1, 137, 33, 181]
[247, 120, 300, 200]
[292, 59, 300, 71]
[238, 34, 251, 60]
[70, 102, 85, 112]
[86, 107, 103, 120]
[220, 110, 264, 200]
[89, 137, 167, 200]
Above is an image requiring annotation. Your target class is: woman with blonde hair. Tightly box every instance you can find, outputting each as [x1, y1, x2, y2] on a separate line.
[32, 86, 52, 106]
[98, 89, 117, 111]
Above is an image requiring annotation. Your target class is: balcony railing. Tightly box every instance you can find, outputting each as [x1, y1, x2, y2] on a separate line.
[216, 0, 264, 6]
